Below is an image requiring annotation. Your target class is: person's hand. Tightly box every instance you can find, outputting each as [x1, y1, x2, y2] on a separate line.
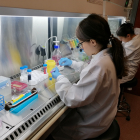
[59, 58, 72, 66]
[51, 67, 61, 79]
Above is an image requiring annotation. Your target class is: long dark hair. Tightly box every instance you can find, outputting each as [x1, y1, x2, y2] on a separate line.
[76, 14, 127, 79]
[116, 23, 134, 37]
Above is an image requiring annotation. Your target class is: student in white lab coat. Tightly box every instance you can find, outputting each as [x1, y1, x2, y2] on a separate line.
[116, 23, 140, 83]
[50, 14, 128, 140]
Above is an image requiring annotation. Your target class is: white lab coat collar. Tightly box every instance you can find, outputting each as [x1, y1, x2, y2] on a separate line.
[122, 34, 140, 56]
[91, 48, 109, 61]
[123, 34, 140, 48]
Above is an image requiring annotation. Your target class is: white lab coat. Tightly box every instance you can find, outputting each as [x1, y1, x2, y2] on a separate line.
[52, 48, 120, 140]
[134, 28, 140, 35]
[121, 34, 140, 83]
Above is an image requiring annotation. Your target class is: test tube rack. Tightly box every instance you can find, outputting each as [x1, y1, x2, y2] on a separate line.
[20, 70, 48, 85]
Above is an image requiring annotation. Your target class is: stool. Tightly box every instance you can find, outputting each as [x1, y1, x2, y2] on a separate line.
[118, 77, 138, 121]
[85, 119, 120, 140]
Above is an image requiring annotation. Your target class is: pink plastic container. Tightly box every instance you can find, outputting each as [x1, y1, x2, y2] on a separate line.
[11, 81, 28, 92]
[52, 55, 61, 65]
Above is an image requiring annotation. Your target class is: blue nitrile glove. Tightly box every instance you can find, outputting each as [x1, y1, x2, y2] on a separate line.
[51, 67, 61, 79]
[59, 58, 72, 66]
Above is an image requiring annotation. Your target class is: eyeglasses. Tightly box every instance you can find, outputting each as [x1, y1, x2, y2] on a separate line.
[78, 41, 85, 49]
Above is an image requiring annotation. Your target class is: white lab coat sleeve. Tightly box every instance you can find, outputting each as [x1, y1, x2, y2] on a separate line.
[56, 65, 104, 108]
[70, 61, 84, 70]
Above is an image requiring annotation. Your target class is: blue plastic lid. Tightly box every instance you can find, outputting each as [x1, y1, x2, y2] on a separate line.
[43, 64, 47, 67]
[20, 67, 24, 70]
[49, 77, 52, 80]
[27, 69, 32, 72]
[54, 45, 60, 49]
[24, 65, 28, 68]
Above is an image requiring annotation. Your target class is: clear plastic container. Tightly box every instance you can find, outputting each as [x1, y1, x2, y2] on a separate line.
[20, 67, 25, 76]
[24, 65, 28, 74]
[52, 45, 61, 65]
[0, 76, 11, 102]
[20, 70, 48, 85]
[11, 81, 28, 92]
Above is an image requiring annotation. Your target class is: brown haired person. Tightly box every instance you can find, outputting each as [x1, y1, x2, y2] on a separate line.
[50, 14, 127, 140]
[116, 23, 140, 83]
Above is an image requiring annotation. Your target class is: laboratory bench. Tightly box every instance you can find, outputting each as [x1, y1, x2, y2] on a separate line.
[0, 66, 80, 140]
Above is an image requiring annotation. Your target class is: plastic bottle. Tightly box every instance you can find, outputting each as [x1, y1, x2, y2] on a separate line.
[76, 38, 79, 44]
[79, 49, 90, 61]
[52, 41, 61, 65]
[82, 50, 90, 61]
[79, 49, 83, 61]
[74, 46, 80, 60]
[71, 48, 74, 59]
[43, 64, 47, 74]
[20, 67, 25, 76]
[74, 39, 77, 47]
[69, 40, 73, 48]
[24, 65, 28, 74]
[72, 40, 76, 48]
[27, 69, 32, 82]
[79, 49, 87, 61]
[46, 60, 56, 77]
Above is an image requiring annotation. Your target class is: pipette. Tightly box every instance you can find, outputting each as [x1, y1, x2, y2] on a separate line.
[50, 69, 55, 73]
[50, 63, 64, 73]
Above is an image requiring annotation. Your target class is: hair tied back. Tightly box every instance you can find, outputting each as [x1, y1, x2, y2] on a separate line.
[109, 34, 114, 42]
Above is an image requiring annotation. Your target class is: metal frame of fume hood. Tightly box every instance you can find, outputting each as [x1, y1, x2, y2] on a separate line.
[0, 7, 89, 17]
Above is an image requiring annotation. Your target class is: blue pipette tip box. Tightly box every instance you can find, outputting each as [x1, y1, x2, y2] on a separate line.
[10, 92, 38, 113]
